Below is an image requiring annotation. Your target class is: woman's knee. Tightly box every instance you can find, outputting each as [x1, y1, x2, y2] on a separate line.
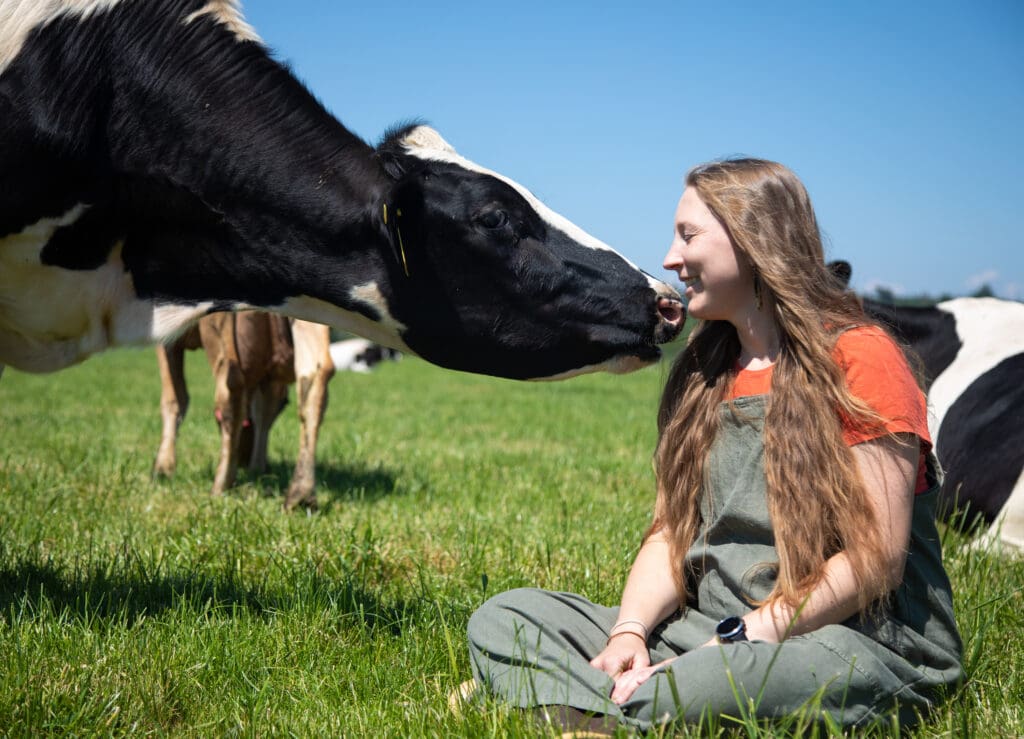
[468, 589, 547, 645]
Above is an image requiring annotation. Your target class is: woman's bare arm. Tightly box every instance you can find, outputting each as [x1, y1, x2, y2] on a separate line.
[589, 529, 678, 678]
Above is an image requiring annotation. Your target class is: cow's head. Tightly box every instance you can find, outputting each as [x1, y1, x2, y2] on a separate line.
[368, 126, 683, 380]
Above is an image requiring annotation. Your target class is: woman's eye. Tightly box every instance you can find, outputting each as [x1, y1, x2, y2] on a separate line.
[479, 210, 509, 230]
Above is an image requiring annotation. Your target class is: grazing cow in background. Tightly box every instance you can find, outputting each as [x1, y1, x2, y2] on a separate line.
[830, 262, 1024, 551]
[329, 338, 401, 374]
[154, 313, 333, 510]
[0, 0, 683, 386]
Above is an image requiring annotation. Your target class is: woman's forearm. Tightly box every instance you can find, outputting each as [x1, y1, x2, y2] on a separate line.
[614, 530, 679, 637]
[590, 529, 681, 681]
[743, 551, 864, 642]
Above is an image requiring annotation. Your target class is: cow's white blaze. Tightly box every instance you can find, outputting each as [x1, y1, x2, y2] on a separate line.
[927, 298, 1024, 437]
[400, 127, 654, 284]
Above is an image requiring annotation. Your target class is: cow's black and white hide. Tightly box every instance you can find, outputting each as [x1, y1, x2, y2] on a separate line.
[0, 0, 683, 384]
[867, 297, 1024, 551]
[830, 262, 1024, 552]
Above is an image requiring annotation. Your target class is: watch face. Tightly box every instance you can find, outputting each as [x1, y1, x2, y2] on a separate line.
[716, 616, 745, 640]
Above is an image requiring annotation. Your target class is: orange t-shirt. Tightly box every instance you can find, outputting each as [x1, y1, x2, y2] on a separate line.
[728, 326, 931, 493]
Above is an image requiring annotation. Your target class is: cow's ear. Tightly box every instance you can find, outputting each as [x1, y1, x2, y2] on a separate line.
[377, 122, 443, 181]
[827, 260, 852, 287]
[378, 148, 431, 183]
[379, 150, 407, 181]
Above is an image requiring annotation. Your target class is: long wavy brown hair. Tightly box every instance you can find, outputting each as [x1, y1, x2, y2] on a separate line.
[652, 158, 904, 614]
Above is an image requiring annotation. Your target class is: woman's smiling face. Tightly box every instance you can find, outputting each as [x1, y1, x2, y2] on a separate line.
[663, 187, 756, 322]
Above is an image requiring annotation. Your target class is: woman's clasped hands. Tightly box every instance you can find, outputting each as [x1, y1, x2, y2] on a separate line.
[590, 632, 676, 704]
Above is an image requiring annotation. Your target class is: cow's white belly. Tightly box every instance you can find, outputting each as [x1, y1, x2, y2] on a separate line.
[0, 208, 211, 372]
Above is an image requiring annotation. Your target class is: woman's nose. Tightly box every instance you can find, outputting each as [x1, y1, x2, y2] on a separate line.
[663, 238, 684, 271]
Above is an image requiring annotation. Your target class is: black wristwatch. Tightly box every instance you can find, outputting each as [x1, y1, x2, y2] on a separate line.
[715, 616, 748, 643]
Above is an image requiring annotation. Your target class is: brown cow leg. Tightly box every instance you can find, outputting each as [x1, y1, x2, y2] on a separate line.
[247, 379, 289, 474]
[153, 340, 190, 478]
[210, 358, 246, 496]
[284, 320, 334, 511]
[201, 313, 248, 497]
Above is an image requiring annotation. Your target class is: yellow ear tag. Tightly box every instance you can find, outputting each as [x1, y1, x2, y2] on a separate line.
[395, 208, 409, 277]
[382, 204, 410, 277]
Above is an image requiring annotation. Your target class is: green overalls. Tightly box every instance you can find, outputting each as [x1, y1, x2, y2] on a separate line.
[467, 395, 963, 729]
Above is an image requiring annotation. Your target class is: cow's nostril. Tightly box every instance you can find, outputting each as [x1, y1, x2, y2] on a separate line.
[657, 297, 684, 327]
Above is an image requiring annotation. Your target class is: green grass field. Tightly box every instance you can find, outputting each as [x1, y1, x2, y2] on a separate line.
[1, 347, 1022, 737]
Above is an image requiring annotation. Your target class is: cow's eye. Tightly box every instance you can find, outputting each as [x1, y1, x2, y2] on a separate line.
[478, 209, 509, 230]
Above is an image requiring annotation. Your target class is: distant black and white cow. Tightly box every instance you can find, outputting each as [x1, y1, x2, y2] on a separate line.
[0, 0, 683, 385]
[329, 338, 401, 374]
[828, 264, 1024, 551]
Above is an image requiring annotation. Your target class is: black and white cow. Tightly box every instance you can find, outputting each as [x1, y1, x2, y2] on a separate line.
[829, 263, 1024, 551]
[864, 296, 1024, 552]
[0, 0, 683, 384]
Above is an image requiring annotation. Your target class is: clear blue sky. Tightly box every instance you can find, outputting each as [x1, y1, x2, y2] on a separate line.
[243, 0, 1022, 300]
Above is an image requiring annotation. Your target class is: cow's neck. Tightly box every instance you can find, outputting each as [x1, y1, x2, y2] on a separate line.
[102, 11, 391, 308]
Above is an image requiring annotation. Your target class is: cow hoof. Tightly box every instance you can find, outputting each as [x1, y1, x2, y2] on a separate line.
[283, 492, 318, 513]
[151, 462, 175, 479]
[447, 679, 479, 717]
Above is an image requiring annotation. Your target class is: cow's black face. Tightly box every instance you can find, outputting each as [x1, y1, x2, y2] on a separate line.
[378, 127, 683, 380]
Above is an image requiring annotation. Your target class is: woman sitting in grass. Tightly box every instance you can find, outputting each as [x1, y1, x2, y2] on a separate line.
[461, 158, 963, 733]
